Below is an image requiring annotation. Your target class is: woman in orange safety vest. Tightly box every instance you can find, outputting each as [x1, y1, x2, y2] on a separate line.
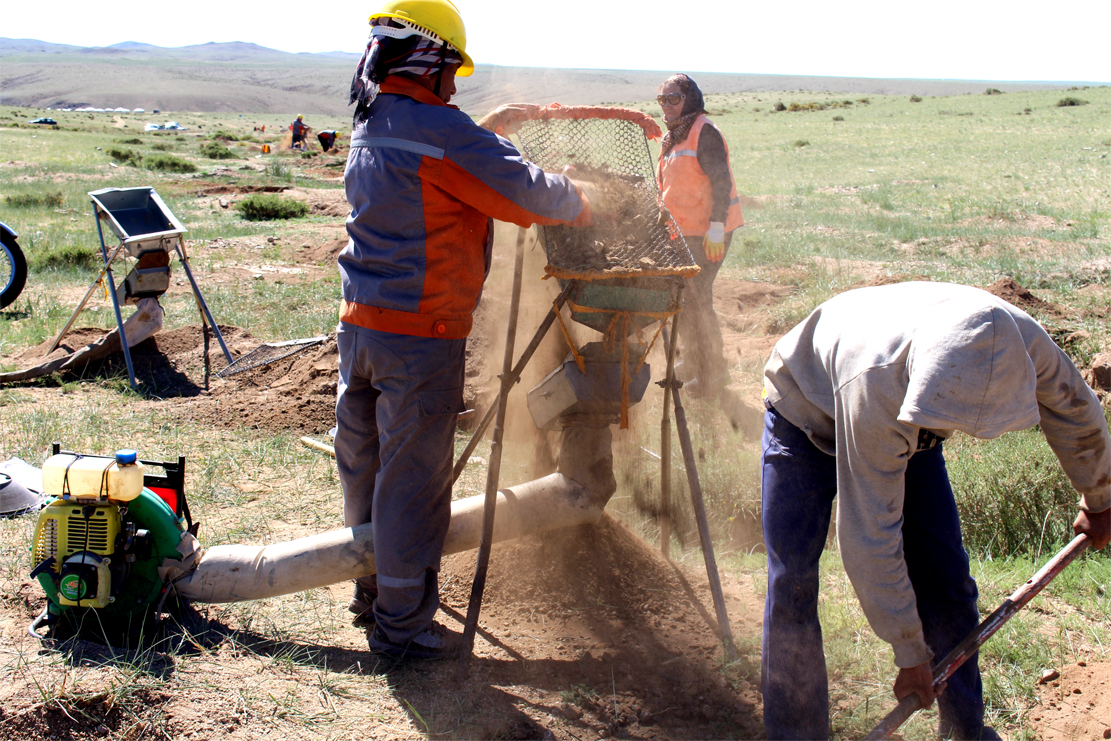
[656, 73, 744, 403]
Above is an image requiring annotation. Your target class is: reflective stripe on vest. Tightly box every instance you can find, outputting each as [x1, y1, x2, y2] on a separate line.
[656, 115, 744, 237]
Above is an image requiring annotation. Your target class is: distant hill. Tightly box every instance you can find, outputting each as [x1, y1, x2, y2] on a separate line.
[0, 37, 1092, 117]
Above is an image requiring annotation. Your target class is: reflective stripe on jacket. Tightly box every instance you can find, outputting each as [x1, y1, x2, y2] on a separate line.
[340, 76, 583, 339]
[656, 115, 743, 237]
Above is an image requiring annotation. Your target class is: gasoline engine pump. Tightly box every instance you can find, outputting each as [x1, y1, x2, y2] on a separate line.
[28, 445, 192, 638]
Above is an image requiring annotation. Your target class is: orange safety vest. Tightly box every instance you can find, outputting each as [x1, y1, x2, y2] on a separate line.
[656, 115, 744, 237]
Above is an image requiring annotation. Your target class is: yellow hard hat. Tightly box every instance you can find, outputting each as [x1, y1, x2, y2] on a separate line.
[297, 114, 303, 119]
[369, 0, 473, 77]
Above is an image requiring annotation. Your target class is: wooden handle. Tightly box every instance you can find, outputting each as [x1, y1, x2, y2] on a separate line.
[864, 534, 1090, 740]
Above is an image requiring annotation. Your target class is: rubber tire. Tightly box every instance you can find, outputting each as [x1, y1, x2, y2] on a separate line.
[1, 230, 27, 309]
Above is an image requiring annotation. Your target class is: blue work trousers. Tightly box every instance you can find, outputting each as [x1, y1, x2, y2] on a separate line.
[761, 406, 986, 740]
[335, 325, 465, 645]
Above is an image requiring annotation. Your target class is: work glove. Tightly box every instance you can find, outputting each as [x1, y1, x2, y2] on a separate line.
[703, 221, 726, 262]
[475, 103, 540, 137]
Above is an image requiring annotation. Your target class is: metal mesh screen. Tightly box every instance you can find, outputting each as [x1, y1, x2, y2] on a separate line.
[516, 117, 698, 280]
[216, 336, 326, 378]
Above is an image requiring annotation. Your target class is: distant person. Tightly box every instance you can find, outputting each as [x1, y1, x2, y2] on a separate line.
[336, 0, 591, 662]
[318, 130, 340, 152]
[291, 114, 309, 149]
[655, 73, 753, 429]
[760, 281, 1110, 740]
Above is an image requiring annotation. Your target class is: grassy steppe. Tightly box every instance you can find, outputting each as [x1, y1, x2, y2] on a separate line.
[1, 86, 1110, 739]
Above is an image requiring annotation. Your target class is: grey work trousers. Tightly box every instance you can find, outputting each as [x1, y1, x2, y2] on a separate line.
[679, 231, 733, 393]
[334, 324, 465, 644]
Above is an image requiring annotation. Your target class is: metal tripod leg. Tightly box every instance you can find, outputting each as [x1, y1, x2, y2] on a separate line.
[88, 205, 137, 389]
[663, 323, 737, 662]
[174, 241, 232, 364]
[456, 232, 581, 675]
[658, 294, 682, 559]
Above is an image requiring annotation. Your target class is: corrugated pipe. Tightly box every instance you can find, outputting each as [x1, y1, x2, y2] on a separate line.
[173, 422, 616, 604]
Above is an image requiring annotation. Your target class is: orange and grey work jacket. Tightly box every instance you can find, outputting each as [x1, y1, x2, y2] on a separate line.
[339, 76, 584, 340]
[656, 114, 744, 237]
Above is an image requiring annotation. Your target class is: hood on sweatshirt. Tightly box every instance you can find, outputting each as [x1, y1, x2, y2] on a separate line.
[898, 300, 1041, 438]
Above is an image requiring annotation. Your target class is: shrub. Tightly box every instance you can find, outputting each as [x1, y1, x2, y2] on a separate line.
[151, 142, 173, 151]
[144, 153, 196, 173]
[265, 161, 294, 182]
[788, 101, 829, 112]
[116, 137, 143, 144]
[29, 243, 100, 271]
[212, 130, 239, 141]
[1023, 108, 1032, 115]
[106, 147, 142, 166]
[773, 101, 786, 112]
[5, 191, 64, 208]
[857, 97, 871, 104]
[909, 95, 923, 103]
[200, 141, 235, 159]
[235, 193, 309, 221]
[793, 139, 810, 148]
[1056, 97, 1088, 107]
[832, 115, 844, 122]
[985, 88, 1003, 95]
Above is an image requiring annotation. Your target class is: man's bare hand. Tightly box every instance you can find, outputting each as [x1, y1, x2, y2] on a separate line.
[475, 104, 539, 136]
[1074, 507, 1111, 550]
[894, 662, 940, 710]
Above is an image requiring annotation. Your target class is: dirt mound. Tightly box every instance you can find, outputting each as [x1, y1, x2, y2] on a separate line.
[439, 515, 764, 739]
[8, 324, 260, 398]
[193, 183, 287, 196]
[300, 237, 348, 263]
[1031, 660, 1111, 740]
[284, 188, 349, 218]
[984, 277, 1058, 315]
[18, 327, 112, 361]
[179, 335, 339, 434]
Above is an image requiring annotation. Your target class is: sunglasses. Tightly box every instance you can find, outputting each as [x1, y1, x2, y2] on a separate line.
[657, 93, 685, 106]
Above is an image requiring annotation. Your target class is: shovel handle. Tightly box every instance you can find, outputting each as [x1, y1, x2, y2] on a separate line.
[864, 533, 1091, 740]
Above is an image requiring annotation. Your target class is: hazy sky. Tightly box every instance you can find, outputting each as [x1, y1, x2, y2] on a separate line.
[5, 0, 1109, 83]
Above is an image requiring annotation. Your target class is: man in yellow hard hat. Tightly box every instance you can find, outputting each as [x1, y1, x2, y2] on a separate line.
[335, 0, 591, 662]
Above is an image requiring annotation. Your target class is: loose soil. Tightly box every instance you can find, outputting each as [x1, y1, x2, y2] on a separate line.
[1030, 661, 1111, 741]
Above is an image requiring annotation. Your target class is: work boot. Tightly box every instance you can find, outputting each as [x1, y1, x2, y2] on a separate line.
[367, 621, 461, 662]
[348, 580, 378, 629]
[938, 722, 1002, 740]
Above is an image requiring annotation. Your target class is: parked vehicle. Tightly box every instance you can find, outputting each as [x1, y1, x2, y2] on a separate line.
[29, 117, 58, 126]
[1, 222, 28, 309]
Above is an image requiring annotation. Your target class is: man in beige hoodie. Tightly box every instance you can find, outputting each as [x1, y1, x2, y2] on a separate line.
[760, 281, 1110, 740]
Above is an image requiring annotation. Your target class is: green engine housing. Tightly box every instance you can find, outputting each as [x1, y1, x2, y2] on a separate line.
[31, 487, 187, 620]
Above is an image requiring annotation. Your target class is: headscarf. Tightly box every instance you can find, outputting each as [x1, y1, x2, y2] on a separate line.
[659, 73, 707, 156]
[349, 18, 465, 122]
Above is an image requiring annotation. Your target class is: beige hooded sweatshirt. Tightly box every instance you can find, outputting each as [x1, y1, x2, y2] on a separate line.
[764, 281, 1111, 668]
